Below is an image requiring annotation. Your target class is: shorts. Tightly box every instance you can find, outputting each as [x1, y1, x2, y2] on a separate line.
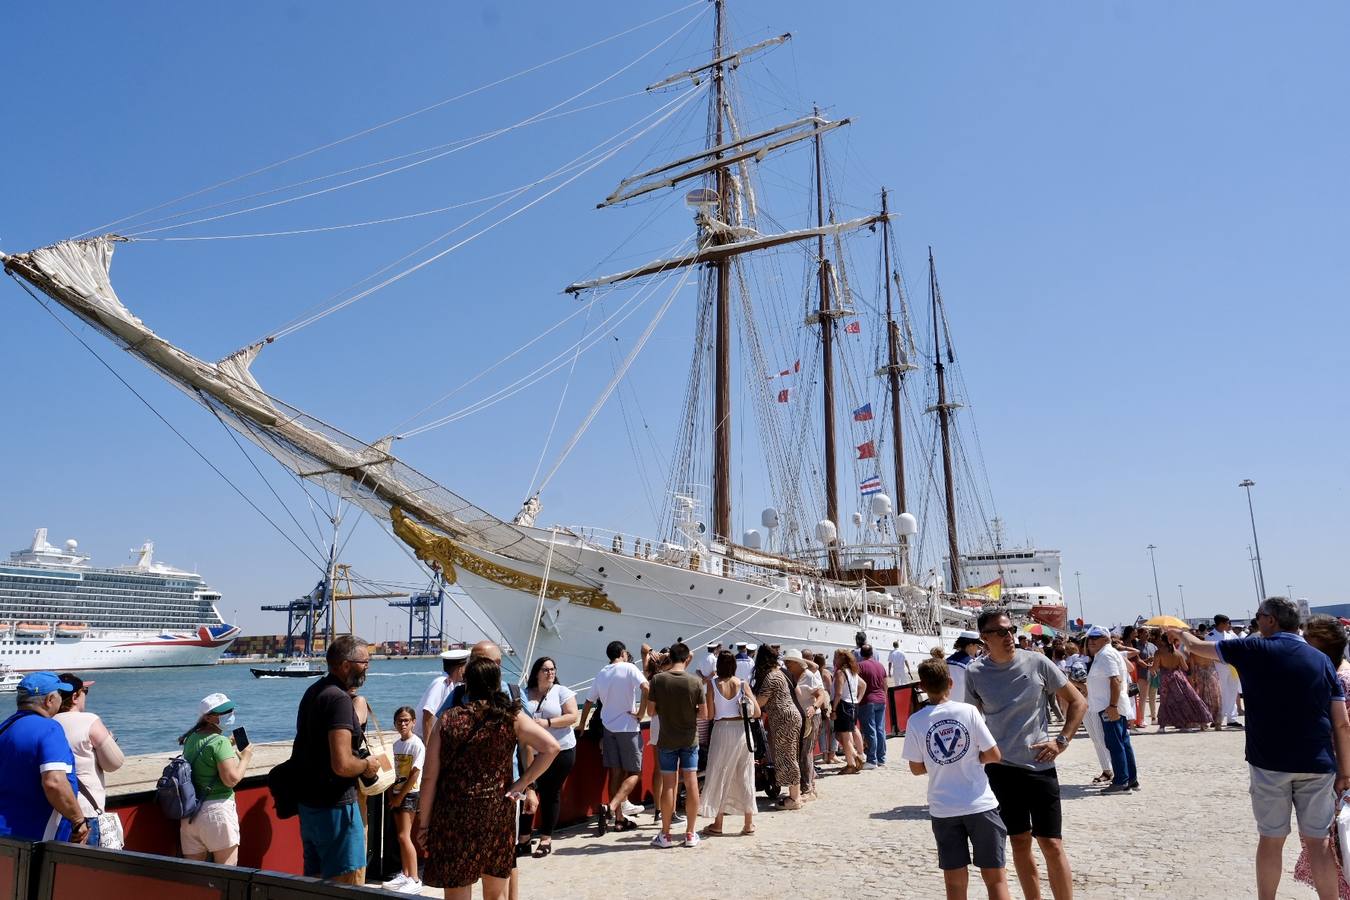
[179, 797, 240, 855]
[931, 808, 1008, 870]
[984, 763, 1062, 839]
[393, 791, 419, 814]
[601, 728, 643, 773]
[298, 800, 365, 879]
[1248, 765, 1336, 838]
[834, 701, 857, 732]
[658, 745, 698, 773]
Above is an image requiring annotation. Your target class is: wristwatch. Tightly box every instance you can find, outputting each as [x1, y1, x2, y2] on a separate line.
[1054, 734, 1070, 748]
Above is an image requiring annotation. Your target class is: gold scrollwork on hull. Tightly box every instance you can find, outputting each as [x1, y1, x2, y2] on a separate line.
[390, 507, 619, 613]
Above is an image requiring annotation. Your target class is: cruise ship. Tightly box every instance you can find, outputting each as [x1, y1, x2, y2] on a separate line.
[0, 529, 239, 670]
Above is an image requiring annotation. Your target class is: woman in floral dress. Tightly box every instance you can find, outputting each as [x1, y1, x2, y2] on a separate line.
[418, 656, 558, 900]
[1154, 632, 1213, 732]
[1185, 634, 1224, 728]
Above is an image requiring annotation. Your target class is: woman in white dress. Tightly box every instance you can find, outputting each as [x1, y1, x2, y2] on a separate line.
[698, 651, 760, 836]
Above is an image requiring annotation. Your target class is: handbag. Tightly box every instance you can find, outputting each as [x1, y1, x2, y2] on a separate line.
[76, 780, 124, 849]
[740, 697, 767, 760]
[358, 707, 396, 797]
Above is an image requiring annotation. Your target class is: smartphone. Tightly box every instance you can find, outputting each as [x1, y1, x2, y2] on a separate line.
[233, 726, 250, 751]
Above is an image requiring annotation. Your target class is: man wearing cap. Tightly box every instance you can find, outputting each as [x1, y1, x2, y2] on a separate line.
[696, 643, 722, 683]
[293, 635, 379, 884]
[945, 632, 984, 704]
[0, 672, 87, 843]
[55, 673, 124, 848]
[1083, 627, 1138, 794]
[735, 644, 755, 683]
[784, 650, 825, 799]
[416, 647, 470, 740]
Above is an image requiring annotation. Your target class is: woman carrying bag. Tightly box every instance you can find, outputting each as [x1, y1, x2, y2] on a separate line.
[698, 651, 760, 836]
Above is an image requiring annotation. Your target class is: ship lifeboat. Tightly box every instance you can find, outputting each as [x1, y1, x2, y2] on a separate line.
[55, 623, 89, 638]
[14, 623, 50, 638]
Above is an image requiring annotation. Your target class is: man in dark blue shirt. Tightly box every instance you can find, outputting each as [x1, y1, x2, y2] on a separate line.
[1174, 597, 1350, 900]
[0, 672, 87, 843]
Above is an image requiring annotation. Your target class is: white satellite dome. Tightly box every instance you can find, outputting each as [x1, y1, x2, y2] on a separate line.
[815, 519, 838, 545]
[896, 512, 919, 536]
[742, 529, 762, 549]
[869, 493, 893, 517]
[851, 512, 864, 526]
[64, 539, 79, 551]
[761, 507, 780, 529]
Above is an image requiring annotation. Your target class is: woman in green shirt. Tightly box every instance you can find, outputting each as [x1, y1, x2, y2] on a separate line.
[178, 692, 254, 865]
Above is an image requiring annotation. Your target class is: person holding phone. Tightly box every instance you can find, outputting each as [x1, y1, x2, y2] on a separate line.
[178, 692, 253, 865]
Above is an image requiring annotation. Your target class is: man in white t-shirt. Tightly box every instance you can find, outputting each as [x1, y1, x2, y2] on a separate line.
[889, 641, 916, 685]
[696, 642, 722, 683]
[1084, 627, 1138, 794]
[577, 640, 649, 832]
[1206, 614, 1242, 728]
[902, 657, 1009, 900]
[414, 647, 469, 739]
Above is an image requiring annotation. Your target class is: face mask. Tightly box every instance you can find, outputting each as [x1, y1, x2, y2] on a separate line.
[219, 712, 236, 729]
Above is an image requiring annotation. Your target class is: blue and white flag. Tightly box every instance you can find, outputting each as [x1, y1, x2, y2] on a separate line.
[859, 475, 883, 496]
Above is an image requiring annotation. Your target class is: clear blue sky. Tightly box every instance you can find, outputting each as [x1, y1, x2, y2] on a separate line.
[3, 1, 1346, 639]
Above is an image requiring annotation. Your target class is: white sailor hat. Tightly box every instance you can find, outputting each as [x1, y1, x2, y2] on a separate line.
[440, 648, 471, 662]
[706, 641, 722, 650]
[745, 642, 759, 652]
[959, 630, 982, 642]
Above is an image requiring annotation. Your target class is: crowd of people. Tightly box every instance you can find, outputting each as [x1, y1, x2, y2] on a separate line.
[3, 597, 1350, 900]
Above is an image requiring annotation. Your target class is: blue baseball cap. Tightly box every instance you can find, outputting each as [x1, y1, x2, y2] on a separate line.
[1085, 626, 1110, 639]
[18, 671, 75, 696]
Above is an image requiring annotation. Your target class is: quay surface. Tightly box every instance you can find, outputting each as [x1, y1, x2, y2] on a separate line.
[499, 727, 1313, 900]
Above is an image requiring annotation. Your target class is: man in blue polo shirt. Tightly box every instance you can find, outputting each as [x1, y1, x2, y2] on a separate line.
[1174, 597, 1350, 900]
[0, 672, 88, 843]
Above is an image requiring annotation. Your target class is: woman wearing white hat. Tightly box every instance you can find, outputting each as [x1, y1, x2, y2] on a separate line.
[177, 692, 253, 865]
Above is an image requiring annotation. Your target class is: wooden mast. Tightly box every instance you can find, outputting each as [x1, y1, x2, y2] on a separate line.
[813, 106, 840, 571]
[880, 189, 911, 580]
[929, 249, 962, 594]
[710, 0, 733, 545]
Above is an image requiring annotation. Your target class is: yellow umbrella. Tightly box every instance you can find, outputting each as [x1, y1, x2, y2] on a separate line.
[1144, 615, 1188, 629]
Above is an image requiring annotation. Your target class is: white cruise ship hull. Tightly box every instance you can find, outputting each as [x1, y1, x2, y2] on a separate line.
[449, 535, 957, 683]
[0, 626, 238, 672]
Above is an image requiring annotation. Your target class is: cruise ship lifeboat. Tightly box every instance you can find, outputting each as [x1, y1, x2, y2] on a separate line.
[56, 623, 89, 638]
[15, 622, 50, 638]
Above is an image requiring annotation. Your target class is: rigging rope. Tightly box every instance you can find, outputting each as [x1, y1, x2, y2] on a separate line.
[8, 273, 326, 575]
[525, 296, 596, 499]
[73, 1, 708, 240]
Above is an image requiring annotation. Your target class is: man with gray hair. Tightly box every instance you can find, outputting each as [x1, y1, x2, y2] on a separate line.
[0, 672, 88, 843]
[1173, 597, 1350, 900]
[293, 634, 379, 883]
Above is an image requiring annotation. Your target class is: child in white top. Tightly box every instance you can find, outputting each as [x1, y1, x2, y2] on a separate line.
[384, 706, 426, 894]
[902, 658, 1010, 900]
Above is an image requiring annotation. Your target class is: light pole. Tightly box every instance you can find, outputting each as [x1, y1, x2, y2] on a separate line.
[1146, 594, 1153, 619]
[1146, 544, 1163, 619]
[1246, 545, 1261, 605]
[1177, 584, 1187, 622]
[1238, 479, 1267, 601]
[1074, 570, 1085, 624]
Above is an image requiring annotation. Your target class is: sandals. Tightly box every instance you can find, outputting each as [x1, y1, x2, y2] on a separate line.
[532, 842, 553, 858]
[612, 818, 640, 832]
[700, 826, 725, 837]
[1092, 772, 1113, 784]
[740, 825, 756, 835]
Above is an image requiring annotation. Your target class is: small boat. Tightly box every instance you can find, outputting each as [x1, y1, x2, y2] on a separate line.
[0, 666, 20, 693]
[55, 623, 89, 638]
[250, 659, 323, 679]
[14, 622, 50, 638]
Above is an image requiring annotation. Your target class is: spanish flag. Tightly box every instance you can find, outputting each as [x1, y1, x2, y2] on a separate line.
[966, 577, 1003, 602]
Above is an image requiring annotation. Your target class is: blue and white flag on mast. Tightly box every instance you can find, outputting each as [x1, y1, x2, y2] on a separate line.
[859, 475, 883, 496]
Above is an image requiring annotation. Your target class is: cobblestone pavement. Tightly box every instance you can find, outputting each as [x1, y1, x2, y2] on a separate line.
[453, 725, 1322, 899]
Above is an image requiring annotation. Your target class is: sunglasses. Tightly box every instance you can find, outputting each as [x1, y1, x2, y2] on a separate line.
[980, 627, 1016, 639]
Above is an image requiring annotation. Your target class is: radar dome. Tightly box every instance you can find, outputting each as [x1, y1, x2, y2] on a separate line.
[896, 512, 918, 536]
[742, 529, 762, 550]
[869, 493, 893, 517]
[815, 519, 838, 545]
[64, 539, 78, 551]
[761, 507, 780, 529]
[851, 512, 864, 526]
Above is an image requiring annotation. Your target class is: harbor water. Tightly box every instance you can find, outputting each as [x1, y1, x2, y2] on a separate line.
[65, 657, 441, 756]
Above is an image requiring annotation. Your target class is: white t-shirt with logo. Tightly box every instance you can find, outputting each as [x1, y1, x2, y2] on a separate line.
[1086, 644, 1132, 716]
[900, 700, 999, 819]
[588, 660, 648, 733]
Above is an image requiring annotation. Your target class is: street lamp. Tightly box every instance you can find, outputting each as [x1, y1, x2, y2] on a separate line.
[1177, 584, 1187, 622]
[1238, 479, 1267, 601]
[1146, 594, 1153, 619]
[1146, 544, 1163, 619]
[1074, 570, 1085, 624]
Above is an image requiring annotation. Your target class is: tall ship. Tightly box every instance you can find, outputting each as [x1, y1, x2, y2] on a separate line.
[0, 528, 238, 670]
[1, 2, 1050, 680]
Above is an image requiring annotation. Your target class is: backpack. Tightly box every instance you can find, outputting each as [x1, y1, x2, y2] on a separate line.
[156, 735, 216, 822]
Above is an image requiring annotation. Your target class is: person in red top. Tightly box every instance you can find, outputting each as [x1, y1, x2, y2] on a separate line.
[857, 645, 890, 768]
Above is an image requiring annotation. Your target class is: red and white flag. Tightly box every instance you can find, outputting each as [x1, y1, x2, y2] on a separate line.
[856, 440, 876, 459]
[844, 321, 861, 334]
[777, 388, 789, 403]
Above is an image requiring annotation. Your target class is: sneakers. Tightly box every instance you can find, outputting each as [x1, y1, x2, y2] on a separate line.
[1101, 783, 1131, 795]
[651, 833, 676, 849]
[622, 800, 644, 816]
[876, 760, 887, 768]
[1128, 780, 1141, 791]
[683, 831, 701, 848]
[671, 810, 686, 824]
[863, 762, 878, 770]
[381, 874, 409, 890]
[395, 878, 424, 895]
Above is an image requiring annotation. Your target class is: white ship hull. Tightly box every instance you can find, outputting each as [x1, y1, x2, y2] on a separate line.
[0, 627, 237, 672]
[450, 533, 958, 682]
